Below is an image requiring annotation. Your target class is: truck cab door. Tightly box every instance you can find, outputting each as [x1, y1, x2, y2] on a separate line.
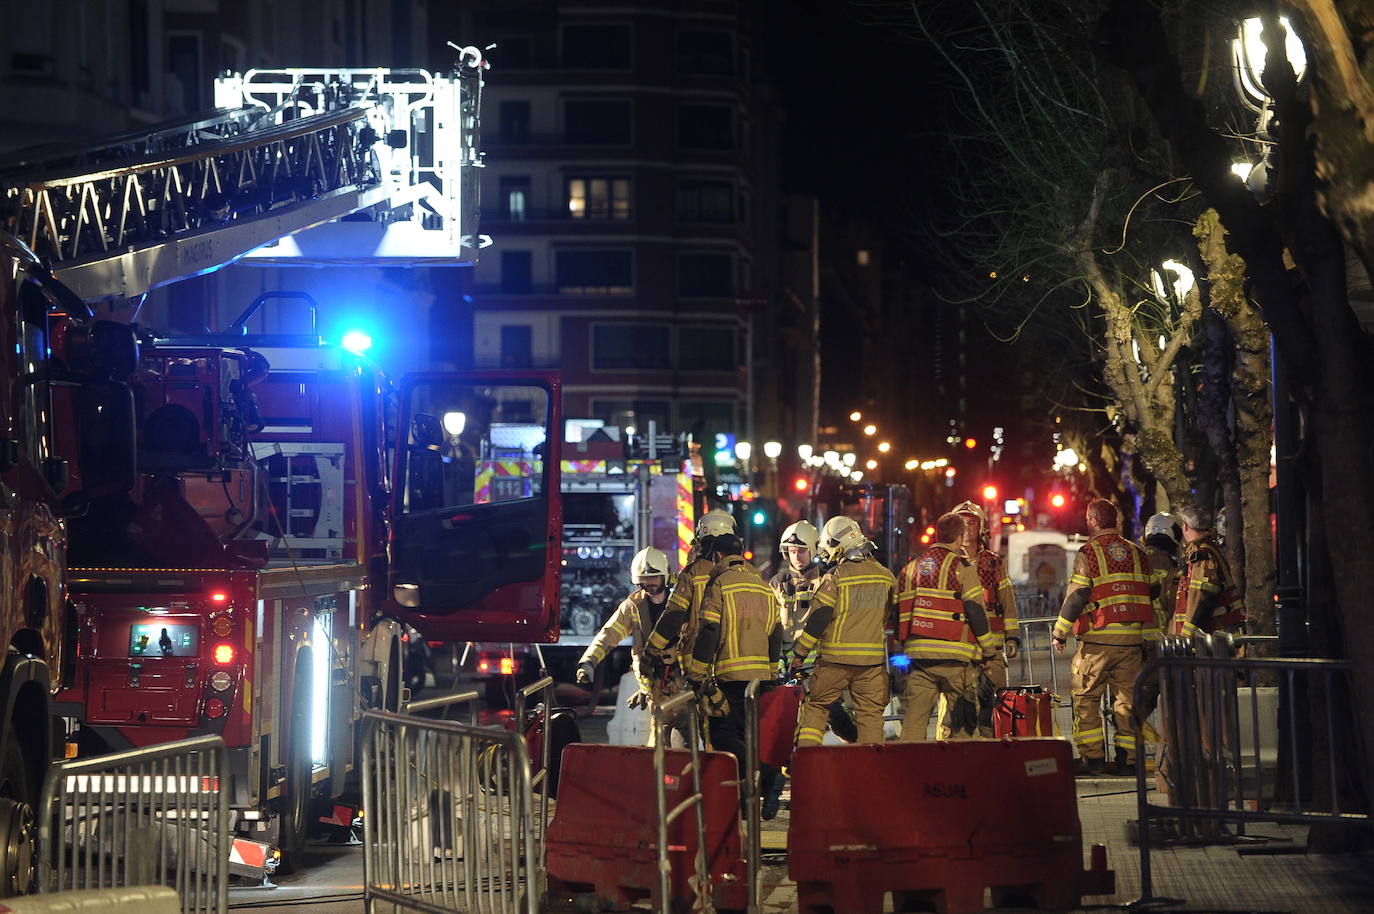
[387, 372, 562, 642]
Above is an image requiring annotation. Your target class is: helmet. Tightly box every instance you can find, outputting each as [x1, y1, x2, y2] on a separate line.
[630, 547, 671, 583]
[819, 516, 867, 564]
[695, 509, 736, 540]
[952, 500, 987, 526]
[1143, 512, 1180, 546]
[779, 520, 820, 552]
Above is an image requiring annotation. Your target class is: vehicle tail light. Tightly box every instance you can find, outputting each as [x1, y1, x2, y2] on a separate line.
[499, 657, 516, 676]
[209, 671, 233, 691]
[204, 698, 227, 719]
[211, 615, 233, 637]
[212, 643, 235, 665]
[478, 659, 490, 673]
[210, 592, 228, 603]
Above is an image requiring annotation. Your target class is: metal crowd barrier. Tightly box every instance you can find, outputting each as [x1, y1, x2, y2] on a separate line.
[362, 705, 543, 914]
[402, 688, 480, 726]
[1131, 635, 1372, 907]
[1013, 617, 1072, 697]
[37, 735, 229, 914]
[651, 691, 712, 914]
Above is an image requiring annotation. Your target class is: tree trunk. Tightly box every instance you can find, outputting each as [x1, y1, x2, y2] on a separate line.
[1197, 306, 1244, 568]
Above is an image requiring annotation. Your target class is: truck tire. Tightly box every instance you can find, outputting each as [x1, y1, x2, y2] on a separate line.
[278, 661, 312, 874]
[0, 739, 35, 896]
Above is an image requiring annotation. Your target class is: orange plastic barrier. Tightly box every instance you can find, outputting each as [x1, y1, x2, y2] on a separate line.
[788, 739, 1113, 913]
[545, 743, 747, 911]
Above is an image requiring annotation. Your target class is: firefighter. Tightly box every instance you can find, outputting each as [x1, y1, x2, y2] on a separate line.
[576, 547, 692, 746]
[770, 520, 822, 654]
[646, 509, 737, 670]
[1051, 499, 1157, 775]
[1136, 512, 1180, 720]
[1173, 505, 1246, 638]
[684, 530, 782, 783]
[939, 500, 1019, 738]
[895, 512, 996, 741]
[790, 517, 895, 745]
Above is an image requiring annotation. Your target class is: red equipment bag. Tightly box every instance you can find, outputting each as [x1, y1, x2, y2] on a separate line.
[993, 686, 1054, 738]
[757, 683, 803, 766]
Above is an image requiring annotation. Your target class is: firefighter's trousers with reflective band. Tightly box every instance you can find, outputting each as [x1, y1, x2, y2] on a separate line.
[936, 652, 1006, 739]
[797, 660, 888, 746]
[900, 660, 976, 741]
[1071, 641, 1142, 761]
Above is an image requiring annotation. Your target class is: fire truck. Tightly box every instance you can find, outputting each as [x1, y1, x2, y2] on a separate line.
[464, 427, 704, 693]
[0, 57, 566, 879]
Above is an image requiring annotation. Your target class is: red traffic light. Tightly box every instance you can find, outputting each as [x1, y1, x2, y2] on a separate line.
[981, 484, 998, 501]
[1050, 493, 1067, 508]
[793, 477, 810, 493]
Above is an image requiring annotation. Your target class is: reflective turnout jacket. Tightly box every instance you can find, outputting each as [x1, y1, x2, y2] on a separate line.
[578, 589, 667, 688]
[974, 548, 1019, 648]
[690, 555, 782, 681]
[791, 556, 895, 666]
[769, 563, 821, 651]
[896, 542, 994, 662]
[1174, 535, 1246, 637]
[647, 555, 715, 664]
[1053, 530, 1156, 645]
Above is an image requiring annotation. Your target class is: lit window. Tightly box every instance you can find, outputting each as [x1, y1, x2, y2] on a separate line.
[567, 177, 631, 220]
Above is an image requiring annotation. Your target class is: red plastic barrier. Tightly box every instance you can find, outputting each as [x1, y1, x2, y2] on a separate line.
[993, 686, 1054, 738]
[788, 739, 1114, 914]
[545, 744, 747, 911]
[758, 683, 802, 766]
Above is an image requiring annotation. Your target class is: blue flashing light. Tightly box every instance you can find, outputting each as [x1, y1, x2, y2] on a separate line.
[889, 654, 911, 671]
[752, 510, 767, 526]
[341, 330, 373, 354]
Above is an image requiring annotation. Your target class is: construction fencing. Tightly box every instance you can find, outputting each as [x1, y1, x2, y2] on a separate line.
[1132, 634, 1373, 906]
[37, 734, 230, 914]
[362, 678, 553, 914]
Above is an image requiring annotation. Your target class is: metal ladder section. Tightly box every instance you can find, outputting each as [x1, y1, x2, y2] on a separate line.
[0, 54, 486, 303]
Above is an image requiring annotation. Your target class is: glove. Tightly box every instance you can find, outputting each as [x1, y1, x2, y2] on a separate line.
[575, 661, 595, 685]
[787, 658, 806, 679]
[626, 690, 650, 710]
[1004, 638, 1020, 660]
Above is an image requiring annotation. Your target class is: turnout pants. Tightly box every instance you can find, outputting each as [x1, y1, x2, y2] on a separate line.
[900, 660, 976, 741]
[797, 660, 888, 746]
[935, 651, 1007, 739]
[707, 679, 777, 809]
[1071, 640, 1143, 762]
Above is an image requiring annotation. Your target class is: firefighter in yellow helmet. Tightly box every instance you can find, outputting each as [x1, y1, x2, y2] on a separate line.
[577, 547, 692, 746]
[1052, 499, 1159, 775]
[790, 516, 895, 745]
[646, 509, 736, 671]
[895, 512, 996, 740]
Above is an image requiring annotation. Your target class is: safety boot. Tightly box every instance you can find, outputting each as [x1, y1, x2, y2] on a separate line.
[1074, 757, 1105, 777]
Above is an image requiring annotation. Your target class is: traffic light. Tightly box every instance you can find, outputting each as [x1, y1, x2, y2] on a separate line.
[982, 484, 998, 501]
[792, 476, 810, 493]
[1050, 492, 1067, 509]
[752, 509, 767, 526]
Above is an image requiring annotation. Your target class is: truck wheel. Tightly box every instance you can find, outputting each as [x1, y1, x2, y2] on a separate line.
[278, 666, 312, 874]
[0, 740, 35, 896]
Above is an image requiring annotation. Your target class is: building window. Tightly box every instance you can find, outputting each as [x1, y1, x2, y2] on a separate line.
[500, 325, 533, 368]
[590, 399, 671, 431]
[501, 251, 532, 294]
[678, 326, 737, 371]
[678, 401, 735, 445]
[556, 250, 633, 294]
[497, 36, 532, 68]
[677, 104, 733, 150]
[562, 23, 631, 69]
[592, 324, 669, 370]
[499, 176, 530, 221]
[678, 252, 734, 298]
[677, 29, 732, 75]
[499, 100, 531, 143]
[676, 180, 733, 223]
[567, 177, 631, 220]
[565, 99, 632, 145]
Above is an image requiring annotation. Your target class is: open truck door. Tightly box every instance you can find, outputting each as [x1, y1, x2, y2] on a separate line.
[388, 372, 562, 642]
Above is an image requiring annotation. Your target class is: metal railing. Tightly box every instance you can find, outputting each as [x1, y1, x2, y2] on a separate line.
[1013, 617, 1072, 697]
[513, 674, 554, 882]
[362, 709, 541, 914]
[401, 688, 480, 726]
[38, 735, 229, 914]
[1131, 635, 1372, 907]
[651, 691, 713, 914]
[741, 681, 765, 914]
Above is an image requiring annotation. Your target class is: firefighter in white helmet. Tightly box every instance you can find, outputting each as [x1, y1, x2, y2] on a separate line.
[646, 509, 736, 679]
[577, 547, 692, 746]
[933, 500, 1020, 738]
[790, 516, 895, 746]
[770, 520, 821, 652]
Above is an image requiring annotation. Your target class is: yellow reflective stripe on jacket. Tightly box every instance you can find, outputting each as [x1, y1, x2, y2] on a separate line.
[1070, 572, 1092, 587]
[715, 655, 772, 675]
[904, 638, 979, 660]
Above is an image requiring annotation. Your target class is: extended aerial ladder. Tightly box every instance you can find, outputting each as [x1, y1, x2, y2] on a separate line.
[0, 49, 488, 304]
